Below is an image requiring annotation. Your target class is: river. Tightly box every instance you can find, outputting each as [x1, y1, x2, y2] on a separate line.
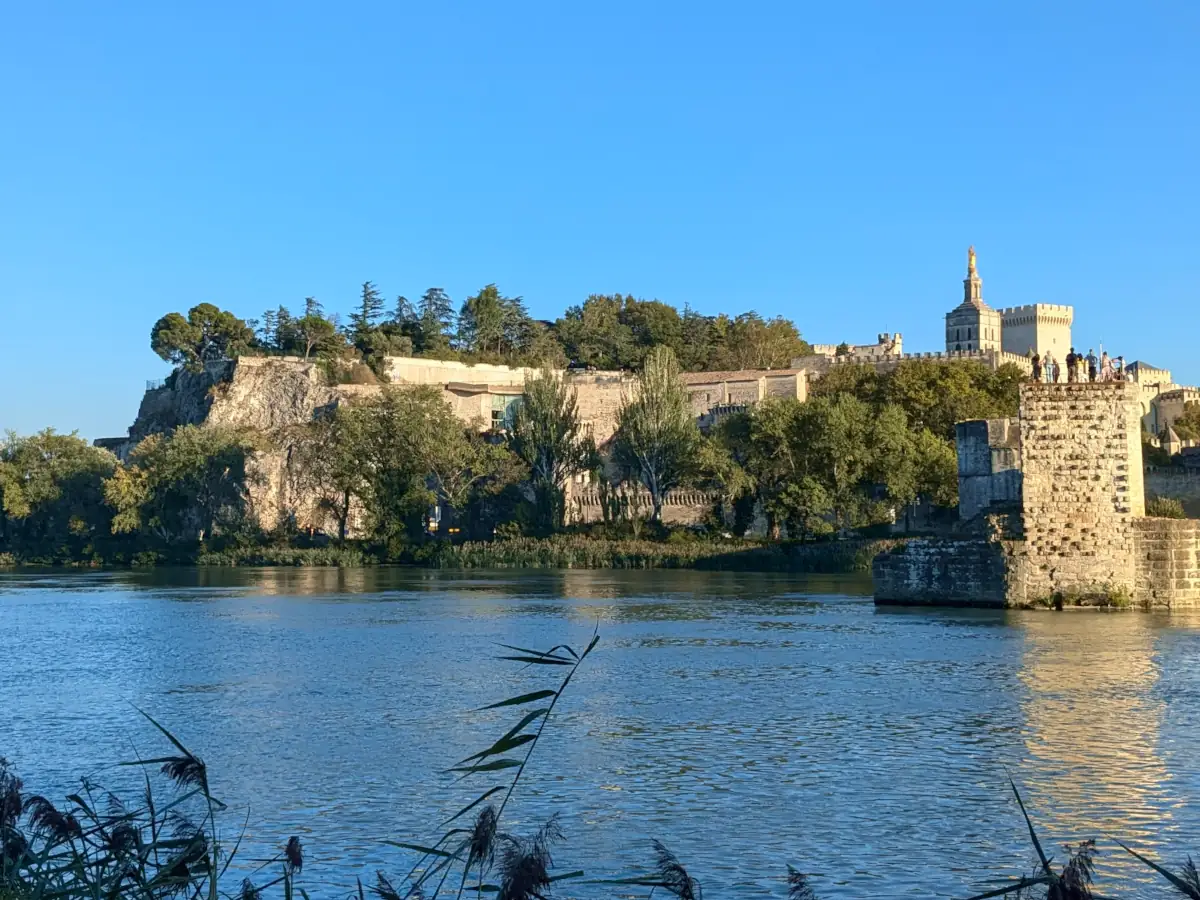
[2, 568, 1198, 898]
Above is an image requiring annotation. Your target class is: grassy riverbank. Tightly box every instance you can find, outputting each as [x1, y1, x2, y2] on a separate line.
[2, 535, 901, 573]
[189, 535, 900, 572]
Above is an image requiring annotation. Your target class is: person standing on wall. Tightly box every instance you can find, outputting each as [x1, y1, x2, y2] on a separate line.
[1031, 350, 1042, 382]
[1066, 348, 1078, 382]
[1086, 348, 1098, 382]
[1100, 350, 1112, 382]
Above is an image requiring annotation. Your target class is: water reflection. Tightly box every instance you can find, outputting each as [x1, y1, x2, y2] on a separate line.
[1013, 613, 1191, 889]
[1, 570, 1199, 898]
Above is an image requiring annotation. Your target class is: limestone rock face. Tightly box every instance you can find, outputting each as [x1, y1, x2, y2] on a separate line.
[129, 357, 337, 441]
[204, 357, 337, 432]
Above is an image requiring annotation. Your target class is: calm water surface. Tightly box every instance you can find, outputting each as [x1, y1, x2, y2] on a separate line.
[2, 568, 1199, 898]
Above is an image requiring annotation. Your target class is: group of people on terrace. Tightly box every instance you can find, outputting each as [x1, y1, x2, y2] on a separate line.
[1029, 347, 1127, 384]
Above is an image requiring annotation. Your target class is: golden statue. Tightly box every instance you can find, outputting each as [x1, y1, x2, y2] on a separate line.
[968, 245, 977, 273]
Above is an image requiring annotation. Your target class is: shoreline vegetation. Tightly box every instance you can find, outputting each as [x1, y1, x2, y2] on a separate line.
[8, 291, 1191, 575]
[0, 536, 899, 574]
[3, 295, 1024, 574]
[2, 631, 1196, 900]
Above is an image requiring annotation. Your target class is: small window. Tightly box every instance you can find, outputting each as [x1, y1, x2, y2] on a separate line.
[967, 327, 972, 340]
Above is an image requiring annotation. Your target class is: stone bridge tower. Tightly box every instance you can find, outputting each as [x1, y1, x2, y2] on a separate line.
[1011, 382, 1145, 602]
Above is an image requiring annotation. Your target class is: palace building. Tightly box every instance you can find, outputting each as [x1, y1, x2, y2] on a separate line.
[944, 247, 1073, 359]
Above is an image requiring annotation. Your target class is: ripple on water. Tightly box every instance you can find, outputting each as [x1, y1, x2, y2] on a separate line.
[1, 569, 1199, 899]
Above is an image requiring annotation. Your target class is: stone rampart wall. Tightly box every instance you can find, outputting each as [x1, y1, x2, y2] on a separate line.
[871, 539, 1012, 606]
[796, 348, 1032, 376]
[1133, 518, 1200, 608]
[568, 487, 717, 525]
[956, 418, 1022, 520]
[1146, 468, 1200, 516]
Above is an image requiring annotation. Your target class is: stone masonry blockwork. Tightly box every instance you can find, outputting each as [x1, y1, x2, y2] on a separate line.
[875, 382, 1200, 608]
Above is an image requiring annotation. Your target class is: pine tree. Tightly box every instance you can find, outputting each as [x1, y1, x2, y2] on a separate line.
[392, 294, 416, 325]
[349, 281, 385, 338]
[257, 308, 279, 350]
[418, 288, 455, 353]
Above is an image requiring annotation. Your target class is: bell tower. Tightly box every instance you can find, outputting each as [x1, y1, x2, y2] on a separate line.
[945, 246, 1002, 353]
[964, 245, 983, 304]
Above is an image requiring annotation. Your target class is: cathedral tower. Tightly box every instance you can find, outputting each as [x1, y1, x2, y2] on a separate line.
[945, 246, 1002, 353]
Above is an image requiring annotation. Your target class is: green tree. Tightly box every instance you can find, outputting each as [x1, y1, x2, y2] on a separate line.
[678, 304, 715, 371]
[297, 406, 370, 540]
[553, 294, 634, 369]
[623, 298, 684, 363]
[297, 310, 337, 360]
[709, 312, 811, 370]
[613, 346, 702, 522]
[509, 369, 596, 532]
[0, 430, 117, 561]
[1171, 402, 1200, 441]
[458, 284, 506, 355]
[104, 426, 263, 544]
[348, 281, 385, 341]
[811, 358, 1021, 443]
[150, 303, 256, 371]
[417, 288, 456, 356]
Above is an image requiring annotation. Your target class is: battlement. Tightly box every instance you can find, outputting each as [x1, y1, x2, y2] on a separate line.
[802, 348, 1032, 373]
[998, 303, 1075, 317]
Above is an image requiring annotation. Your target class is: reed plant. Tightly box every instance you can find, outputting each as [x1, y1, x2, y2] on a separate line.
[4, 637, 1198, 900]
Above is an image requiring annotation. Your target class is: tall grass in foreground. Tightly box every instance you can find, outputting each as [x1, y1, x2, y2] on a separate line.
[3, 631, 1198, 899]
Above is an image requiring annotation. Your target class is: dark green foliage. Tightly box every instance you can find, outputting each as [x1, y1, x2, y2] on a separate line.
[509, 369, 596, 533]
[717, 393, 955, 538]
[1172, 402, 1200, 441]
[424, 535, 897, 571]
[1144, 430, 1174, 466]
[150, 303, 256, 372]
[553, 296, 812, 372]
[613, 347, 703, 522]
[150, 281, 820, 379]
[961, 780, 1107, 900]
[104, 426, 263, 545]
[349, 281, 386, 340]
[1147, 495, 1187, 519]
[416, 287, 456, 355]
[0, 430, 119, 563]
[810, 359, 1022, 443]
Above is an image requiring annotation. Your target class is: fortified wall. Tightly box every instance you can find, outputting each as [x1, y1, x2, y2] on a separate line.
[874, 382, 1200, 609]
[95, 355, 805, 534]
[792, 347, 1033, 377]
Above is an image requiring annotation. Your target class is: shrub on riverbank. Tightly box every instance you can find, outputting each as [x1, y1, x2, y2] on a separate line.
[407, 534, 897, 572]
[4, 534, 899, 573]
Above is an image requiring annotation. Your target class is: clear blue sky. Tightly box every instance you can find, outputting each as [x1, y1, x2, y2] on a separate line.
[2, 1, 1197, 439]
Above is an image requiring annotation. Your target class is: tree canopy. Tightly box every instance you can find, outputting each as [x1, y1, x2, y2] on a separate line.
[150, 304, 256, 371]
[149, 285, 815, 378]
[613, 346, 703, 522]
